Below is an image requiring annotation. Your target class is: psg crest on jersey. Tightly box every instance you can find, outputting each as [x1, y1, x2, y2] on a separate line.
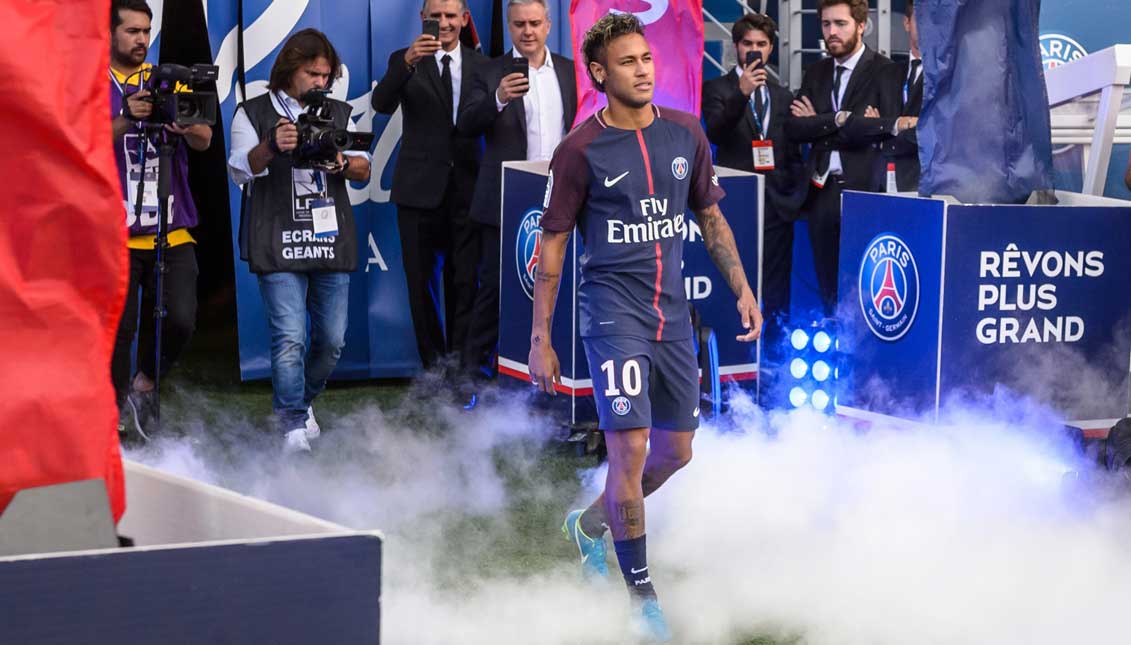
[859, 234, 920, 342]
[671, 156, 688, 180]
[516, 207, 544, 301]
[611, 396, 632, 416]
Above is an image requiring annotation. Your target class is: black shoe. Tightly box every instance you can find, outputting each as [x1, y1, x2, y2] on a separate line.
[126, 388, 157, 440]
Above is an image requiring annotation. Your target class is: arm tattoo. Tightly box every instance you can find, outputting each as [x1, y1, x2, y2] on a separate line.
[696, 204, 750, 297]
[615, 500, 646, 539]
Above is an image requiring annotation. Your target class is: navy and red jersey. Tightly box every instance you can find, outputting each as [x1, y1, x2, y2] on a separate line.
[540, 105, 725, 341]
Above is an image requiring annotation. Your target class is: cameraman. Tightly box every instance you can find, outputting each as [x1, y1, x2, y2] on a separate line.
[227, 28, 370, 453]
[109, 0, 211, 438]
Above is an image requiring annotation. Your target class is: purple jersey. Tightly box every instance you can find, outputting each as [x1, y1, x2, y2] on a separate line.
[540, 106, 725, 341]
[109, 66, 199, 237]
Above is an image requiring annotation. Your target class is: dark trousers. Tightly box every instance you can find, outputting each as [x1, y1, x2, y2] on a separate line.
[461, 223, 501, 377]
[761, 203, 794, 355]
[397, 188, 477, 369]
[802, 177, 845, 316]
[111, 243, 198, 406]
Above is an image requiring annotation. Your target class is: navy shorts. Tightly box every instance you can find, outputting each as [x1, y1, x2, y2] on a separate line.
[582, 335, 700, 432]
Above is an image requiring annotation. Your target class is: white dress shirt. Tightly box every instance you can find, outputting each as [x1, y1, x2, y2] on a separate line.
[829, 43, 867, 176]
[733, 65, 771, 135]
[495, 47, 564, 161]
[227, 90, 369, 188]
[435, 44, 462, 125]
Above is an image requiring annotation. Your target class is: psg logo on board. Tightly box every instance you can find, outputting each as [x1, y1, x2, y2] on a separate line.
[671, 156, 688, 180]
[859, 234, 920, 342]
[1040, 33, 1088, 70]
[516, 208, 544, 301]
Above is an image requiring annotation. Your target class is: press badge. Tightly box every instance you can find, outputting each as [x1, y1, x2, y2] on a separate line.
[310, 198, 338, 238]
[752, 140, 775, 172]
[123, 133, 160, 217]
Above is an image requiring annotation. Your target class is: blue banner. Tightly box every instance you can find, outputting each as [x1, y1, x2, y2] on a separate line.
[207, 0, 492, 379]
[917, 0, 1055, 204]
[838, 193, 1131, 428]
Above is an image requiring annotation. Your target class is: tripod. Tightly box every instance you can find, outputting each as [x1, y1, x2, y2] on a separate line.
[129, 124, 180, 436]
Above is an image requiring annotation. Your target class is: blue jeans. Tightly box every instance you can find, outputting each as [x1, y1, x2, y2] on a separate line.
[257, 271, 350, 433]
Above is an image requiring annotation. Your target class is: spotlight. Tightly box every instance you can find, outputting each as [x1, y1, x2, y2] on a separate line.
[813, 331, 832, 353]
[812, 360, 831, 382]
[789, 386, 808, 408]
[790, 358, 809, 379]
[811, 389, 830, 410]
[790, 329, 809, 351]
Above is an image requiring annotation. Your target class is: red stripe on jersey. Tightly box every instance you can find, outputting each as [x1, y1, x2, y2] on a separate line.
[635, 129, 655, 195]
[652, 242, 665, 340]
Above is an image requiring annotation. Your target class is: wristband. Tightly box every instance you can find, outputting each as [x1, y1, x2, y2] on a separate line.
[341, 156, 351, 174]
[267, 126, 282, 155]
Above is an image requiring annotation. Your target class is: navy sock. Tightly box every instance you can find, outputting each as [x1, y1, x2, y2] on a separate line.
[613, 535, 656, 599]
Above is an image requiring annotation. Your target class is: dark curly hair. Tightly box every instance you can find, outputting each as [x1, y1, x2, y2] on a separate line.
[582, 12, 646, 93]
[732, 13, 777, 46]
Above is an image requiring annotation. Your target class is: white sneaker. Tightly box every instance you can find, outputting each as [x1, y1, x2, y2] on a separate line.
[283, 428, 312, 454]
[304, 405, 321, 440]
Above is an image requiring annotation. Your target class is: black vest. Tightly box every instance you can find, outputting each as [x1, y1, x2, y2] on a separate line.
[239, 92, 358, 274]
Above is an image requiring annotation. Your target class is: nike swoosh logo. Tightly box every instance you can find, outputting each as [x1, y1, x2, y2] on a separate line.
[693, 407, 700, 418]
[630, 566, 648, 574]
[604, 171, 630, 188]
[580, 553, 590, 563]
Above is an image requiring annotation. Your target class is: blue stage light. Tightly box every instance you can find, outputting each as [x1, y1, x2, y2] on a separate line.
[790, 329, 809, 350]
[811, 389, 830, 410]
[813, 331, 832, 353]
[788, 386, 808, 407]
[790, 358, 809, 379]
[812, 360, 831, 382]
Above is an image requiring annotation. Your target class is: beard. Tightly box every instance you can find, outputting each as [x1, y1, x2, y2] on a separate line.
[826, 31, 860, 59]
[113, 44, 147, 68]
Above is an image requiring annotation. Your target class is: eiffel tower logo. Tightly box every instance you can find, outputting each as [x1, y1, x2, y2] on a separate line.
[872, 260, 904, 317]
[526, 233, 542, 279]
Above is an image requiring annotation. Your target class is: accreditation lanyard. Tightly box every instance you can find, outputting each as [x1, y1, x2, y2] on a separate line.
[112, 68, 150, 163]
[749, 88, 770, 140]
[277, 91, 325, 196]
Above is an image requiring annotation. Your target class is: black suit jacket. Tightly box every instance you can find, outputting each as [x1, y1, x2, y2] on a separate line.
[874, 59, 923, 191]
[784, 47, 893, 192]
[702, 72, 808, 220]
[372, 45, 487, 210]
[457, 53, 577, 227]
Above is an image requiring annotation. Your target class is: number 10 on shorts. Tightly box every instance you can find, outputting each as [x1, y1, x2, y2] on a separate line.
[601, 359, 643, 396]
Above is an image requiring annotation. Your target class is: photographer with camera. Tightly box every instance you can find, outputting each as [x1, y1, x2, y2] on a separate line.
[110, 0, 212, 439]
[228, 28, 371, 453]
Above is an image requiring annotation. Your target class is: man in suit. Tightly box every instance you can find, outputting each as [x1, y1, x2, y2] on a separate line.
[702, 13, 807, 352]
[457, 0, 576, 398]
[785, 0, 892, 315]
[869, 0, 923, 192]
[372, 0, 486, 370]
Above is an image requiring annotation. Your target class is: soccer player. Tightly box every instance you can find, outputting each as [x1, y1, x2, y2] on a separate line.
[528, 13, 762, 642]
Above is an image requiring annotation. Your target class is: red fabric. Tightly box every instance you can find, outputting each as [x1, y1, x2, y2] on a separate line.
[0, 0, 128, 521]
[569, 0, 705, 126]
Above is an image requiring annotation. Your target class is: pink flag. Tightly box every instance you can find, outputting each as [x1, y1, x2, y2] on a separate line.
[569, 0, 705, 126]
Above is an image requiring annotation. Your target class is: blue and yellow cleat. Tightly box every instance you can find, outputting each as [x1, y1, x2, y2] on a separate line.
[561, 509, 609, 579]
[631, 597, 673, 643]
